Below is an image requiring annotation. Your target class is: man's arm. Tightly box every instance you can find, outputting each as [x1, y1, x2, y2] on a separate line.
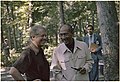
[95, 35, 102, 52]
[50, 48, 63, 80]
[9, 67, 25, 81]
[83, 43, 93, 72]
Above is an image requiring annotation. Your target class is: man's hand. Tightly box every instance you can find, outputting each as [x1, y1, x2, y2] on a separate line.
[71, 67, 82, 71]
[79, 68, 86, 74]
[71, 67, 86, 74]
[90, 48, 96, 52]
[9, 67, 25, 81]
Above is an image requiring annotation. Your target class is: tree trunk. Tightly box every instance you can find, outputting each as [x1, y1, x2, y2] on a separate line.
[1, 20, 3, 46]
[78, 19, 82, 37]
[57, 1, 65, 44]
[58, 1, 65, 26]
[28, 1, 33, 28]
[11, 2, 17, 50]
[6, 2, 12, 49]
[96, 1, 119, 81]
[92, 11, 95, 27]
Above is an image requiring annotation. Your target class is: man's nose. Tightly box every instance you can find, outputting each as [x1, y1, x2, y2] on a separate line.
[61, 35, 67, 39]
[43, 35, 47, 39]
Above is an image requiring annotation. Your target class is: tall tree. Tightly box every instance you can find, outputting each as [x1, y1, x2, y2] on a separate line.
[59, 1, 65, 25]
[6, 2, 12, 49]
[28, 1, 33, 28]
[96, 1, 119, 81]
[57, 1, 65, 44]
[11, 2, 17, 50]
[58, 1, 65, 26]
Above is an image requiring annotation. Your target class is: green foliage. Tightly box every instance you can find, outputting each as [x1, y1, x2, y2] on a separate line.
[1, 53, 20, 67]
[1, 1, 99, 51]
[1, 1, 119, 67]
[44, 45, 56, 64]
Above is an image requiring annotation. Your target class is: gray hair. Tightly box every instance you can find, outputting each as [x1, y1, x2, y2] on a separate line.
[29, 25, 46, 39]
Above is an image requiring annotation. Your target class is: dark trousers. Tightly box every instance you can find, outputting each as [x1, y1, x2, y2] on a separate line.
[89, 55, 99, 81]
[100, 65, 104, 75]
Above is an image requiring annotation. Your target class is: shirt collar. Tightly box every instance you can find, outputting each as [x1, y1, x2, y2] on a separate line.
[29, 42, 40, 55]
[61, 39, 82, 54]
[87, 33, 95, 37]
[74, 39, 82, 51]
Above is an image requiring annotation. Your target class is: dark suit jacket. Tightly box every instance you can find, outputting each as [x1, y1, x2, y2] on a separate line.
[83, 33, 102, 60]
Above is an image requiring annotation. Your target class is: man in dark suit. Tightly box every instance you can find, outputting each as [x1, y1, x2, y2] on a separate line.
[83, 25, 102, 81]
[2, 39, 10, 66]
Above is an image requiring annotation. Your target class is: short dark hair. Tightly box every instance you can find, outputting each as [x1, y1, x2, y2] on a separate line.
[60, 24, 74, 34]
[86, 25, 94, 30]
[30, 25, 45, 38]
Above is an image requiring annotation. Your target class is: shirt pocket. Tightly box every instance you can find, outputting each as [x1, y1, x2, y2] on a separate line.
[58, 60, 67, 70]
[76, 52, 86, 66]
[77, 50, 86, 59]
[64, 55, 70, 63]
[77, 54, 86, 59]
[59, 58, 69, 64]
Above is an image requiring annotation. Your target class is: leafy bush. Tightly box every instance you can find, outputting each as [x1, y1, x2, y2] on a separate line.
[44, 45, 56, 64]
[1, 53, 20, 67]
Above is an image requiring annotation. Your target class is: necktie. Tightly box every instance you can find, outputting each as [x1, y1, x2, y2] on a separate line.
[89, 35, 92, 47]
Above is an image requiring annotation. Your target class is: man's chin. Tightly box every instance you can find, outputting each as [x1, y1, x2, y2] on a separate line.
[41, 42, 45, 45]
[63, 41, 69, 45]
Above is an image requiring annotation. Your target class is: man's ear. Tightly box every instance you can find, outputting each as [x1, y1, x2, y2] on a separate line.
[70, 33, 74, 36]
[31, 36, 35, 40]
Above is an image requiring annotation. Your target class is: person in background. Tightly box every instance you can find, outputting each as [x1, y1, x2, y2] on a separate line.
[2, 39, 10, 66]
[9, 25, 50, 81]
[50, 24, 93, 81]
[83, 25, 103, 81]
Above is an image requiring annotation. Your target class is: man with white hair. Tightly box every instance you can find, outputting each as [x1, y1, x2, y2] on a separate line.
[9, 25, 50, 81]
